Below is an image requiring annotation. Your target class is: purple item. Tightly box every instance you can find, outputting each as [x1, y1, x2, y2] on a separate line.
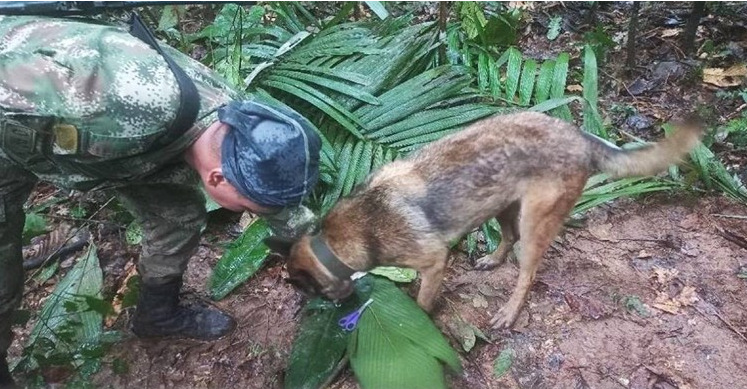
[338, 298, 374, 332]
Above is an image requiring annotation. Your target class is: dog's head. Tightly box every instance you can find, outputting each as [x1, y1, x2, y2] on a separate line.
[265, 235, 355, 302]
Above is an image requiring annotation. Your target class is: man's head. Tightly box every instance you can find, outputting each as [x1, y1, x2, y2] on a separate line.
[190, 99, 321, 215]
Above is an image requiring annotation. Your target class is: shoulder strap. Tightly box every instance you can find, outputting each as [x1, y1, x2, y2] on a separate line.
[127, 12, 200, 150]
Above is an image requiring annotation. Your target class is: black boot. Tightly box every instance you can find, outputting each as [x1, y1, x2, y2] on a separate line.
[131, 278, 236, 341]
[0, 354, 16, 389]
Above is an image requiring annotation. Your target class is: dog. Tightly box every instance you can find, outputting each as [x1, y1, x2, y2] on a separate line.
[266, 111, 702, 329]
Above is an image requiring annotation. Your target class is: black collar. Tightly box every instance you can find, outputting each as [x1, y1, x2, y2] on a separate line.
[310, 234, 356, 280]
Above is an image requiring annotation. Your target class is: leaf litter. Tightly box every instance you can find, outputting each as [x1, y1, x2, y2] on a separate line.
[13, 3, 747, 389]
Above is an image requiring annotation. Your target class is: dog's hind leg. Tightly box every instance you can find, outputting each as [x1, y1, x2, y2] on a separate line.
[490, 177, 585, 329]
[475, 201, 521, 270]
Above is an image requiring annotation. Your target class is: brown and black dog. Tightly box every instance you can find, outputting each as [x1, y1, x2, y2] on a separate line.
[266, 111, 702, 329]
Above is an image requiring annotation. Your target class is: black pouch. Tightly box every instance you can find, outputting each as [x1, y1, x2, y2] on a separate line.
[0, 114, 56, 174]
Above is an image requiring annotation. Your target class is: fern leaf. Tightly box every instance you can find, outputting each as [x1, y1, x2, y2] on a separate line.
[272, 69, 380, 104]
[549, 52, 572, 120]
[504, 47, 523, 103]
[262, 75, 365, 139]
[581, 45, 606, 137]
[534, 59, 555, 104]
[518, 59, 538, 106]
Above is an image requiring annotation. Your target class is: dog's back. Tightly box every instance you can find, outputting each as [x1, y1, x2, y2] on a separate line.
[325, 111, 701, 264]
[360, 112, 591, 242]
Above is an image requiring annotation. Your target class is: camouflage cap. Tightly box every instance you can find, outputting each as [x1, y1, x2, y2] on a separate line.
[218, 100, 321, 208]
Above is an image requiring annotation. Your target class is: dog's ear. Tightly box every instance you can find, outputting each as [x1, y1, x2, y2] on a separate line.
[263, 236, 294, 257]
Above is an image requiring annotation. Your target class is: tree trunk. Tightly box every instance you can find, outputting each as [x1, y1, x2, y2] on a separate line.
[626, 2, 641, 74]
[438, 2, 449, 66]
[682, 2, 707, 56]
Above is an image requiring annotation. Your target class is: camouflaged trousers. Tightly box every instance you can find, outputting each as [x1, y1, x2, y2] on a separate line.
[0, 155, 207, 357]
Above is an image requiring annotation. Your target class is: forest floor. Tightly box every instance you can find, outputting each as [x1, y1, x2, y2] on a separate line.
[7, 2, 747, 389]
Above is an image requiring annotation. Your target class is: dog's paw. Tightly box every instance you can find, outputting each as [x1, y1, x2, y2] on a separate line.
[474, 255, 500, 270]
[490, 306, 519, 330]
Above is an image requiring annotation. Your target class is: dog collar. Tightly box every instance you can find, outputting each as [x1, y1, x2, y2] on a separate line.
[310, 234, 357, 280]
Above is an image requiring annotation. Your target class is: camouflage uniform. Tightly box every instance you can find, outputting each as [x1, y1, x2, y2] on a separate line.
[0, 15, 313, 362]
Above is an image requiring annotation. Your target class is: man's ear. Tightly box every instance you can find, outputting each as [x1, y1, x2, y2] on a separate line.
[263, 236, 294, 257]
[206, 168, 226, 188]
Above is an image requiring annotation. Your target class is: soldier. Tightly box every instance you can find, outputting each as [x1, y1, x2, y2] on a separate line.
[0, 14, 320, 388]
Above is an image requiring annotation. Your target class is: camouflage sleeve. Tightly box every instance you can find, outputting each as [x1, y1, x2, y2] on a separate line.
[262, 205, 318, 241]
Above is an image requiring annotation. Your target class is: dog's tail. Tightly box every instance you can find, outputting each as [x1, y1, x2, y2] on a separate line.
[585, 121, 704, 179]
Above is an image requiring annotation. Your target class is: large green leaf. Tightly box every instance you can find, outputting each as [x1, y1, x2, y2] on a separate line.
[209, 218, 272, 300]
[349, 277, 462, 389]
[285, 278, 374, 389]
[24, 244, 103, 371]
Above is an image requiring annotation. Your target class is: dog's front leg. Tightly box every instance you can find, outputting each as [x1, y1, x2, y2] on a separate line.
[414, 251, 448, 312]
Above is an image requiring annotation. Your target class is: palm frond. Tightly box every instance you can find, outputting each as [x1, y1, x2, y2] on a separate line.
[582, 44, 606, 138]
[504, 47, 522, 102]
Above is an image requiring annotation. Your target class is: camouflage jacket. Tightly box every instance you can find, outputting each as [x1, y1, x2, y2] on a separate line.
[0, 15, 242, 191]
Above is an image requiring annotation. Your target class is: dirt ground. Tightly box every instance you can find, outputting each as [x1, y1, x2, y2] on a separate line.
[74, 193, 745, 389]
[6, 2, 747, 389]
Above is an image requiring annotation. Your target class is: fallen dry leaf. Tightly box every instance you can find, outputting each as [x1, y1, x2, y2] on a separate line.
[653, 266, 679, 285]
[446, 318, 477, 352]
[106, 260, 137, 328]
[477, 283, 503, 297]
[703, 64, 747, 87]
[661, 28, 680, 38]
[567, 84, 583, 92]
[472, 294, 489, 309]
[652, 286, 699, 315]
[653, 292, 680, 314]
[676, 286, 699, 306]
[508, 1, 535, 10]
[588, 223, 614, 241]
[239, 211, 257, 230]
[563, 292, 609, 320]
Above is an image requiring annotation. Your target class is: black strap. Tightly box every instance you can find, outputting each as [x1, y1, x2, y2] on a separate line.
[310, 235, 356, 280]
[127, 12, 200, 150]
